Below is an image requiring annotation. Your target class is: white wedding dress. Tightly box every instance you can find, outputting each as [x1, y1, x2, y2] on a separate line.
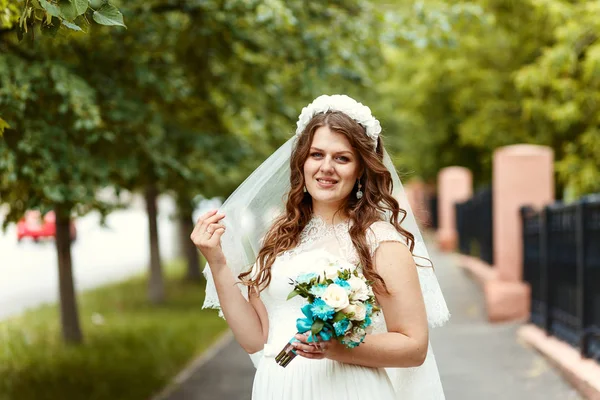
[249, 216, 447, 400]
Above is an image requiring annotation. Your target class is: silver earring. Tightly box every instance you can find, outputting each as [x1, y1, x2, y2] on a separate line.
[303, 185, 307, 193]
[356, 181, 363, 199]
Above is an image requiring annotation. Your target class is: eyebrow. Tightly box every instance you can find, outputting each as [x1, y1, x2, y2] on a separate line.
[310, 147, 354, 156]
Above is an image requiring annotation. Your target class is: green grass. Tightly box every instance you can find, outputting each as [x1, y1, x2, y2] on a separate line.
[0, 260, 228, 400]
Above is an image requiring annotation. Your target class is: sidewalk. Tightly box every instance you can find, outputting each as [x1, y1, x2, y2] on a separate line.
[161, 243, 582, 400]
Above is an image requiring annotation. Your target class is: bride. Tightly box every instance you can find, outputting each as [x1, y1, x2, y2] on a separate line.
[191, 95, 450, 399]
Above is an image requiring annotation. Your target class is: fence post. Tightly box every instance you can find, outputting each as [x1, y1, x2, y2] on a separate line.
[436, 166, 472, 251]
[485, 144, 554, 322]
[576, 201, 589, 357]
[541, 206, 551, 335]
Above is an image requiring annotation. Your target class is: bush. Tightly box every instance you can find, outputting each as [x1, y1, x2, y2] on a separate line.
[0, 261, 228, 400]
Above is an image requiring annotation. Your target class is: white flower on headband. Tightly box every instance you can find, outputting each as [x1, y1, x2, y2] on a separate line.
[295, 94, 381, 147]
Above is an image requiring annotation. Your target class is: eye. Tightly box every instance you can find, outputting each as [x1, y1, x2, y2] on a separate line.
[310, 152, 323, 158]
[336, 156, 350, 162]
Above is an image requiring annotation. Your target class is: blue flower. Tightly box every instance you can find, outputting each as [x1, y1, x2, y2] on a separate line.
[333, 278, 351, 293]
[343, 339, 363, 349]
[333, 318, 350, 336]
[361, 316, 372, 328]
[366, 303, 373, 315]
[309, 284, 328, 297]
[310, 298, 335, 321]
[306, 325, 333, 343]
[296, 272, 318, 284]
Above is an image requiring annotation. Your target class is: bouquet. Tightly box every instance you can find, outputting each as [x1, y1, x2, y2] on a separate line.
[275, 259, 379, 367]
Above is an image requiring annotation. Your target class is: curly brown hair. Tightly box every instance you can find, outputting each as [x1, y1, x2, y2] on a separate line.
[239, 111, 417, 294]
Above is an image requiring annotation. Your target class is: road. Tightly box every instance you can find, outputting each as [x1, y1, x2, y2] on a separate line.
[0, 196, 180, 320]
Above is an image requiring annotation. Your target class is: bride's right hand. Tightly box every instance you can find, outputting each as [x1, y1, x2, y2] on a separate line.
[190, 209, 227, 267]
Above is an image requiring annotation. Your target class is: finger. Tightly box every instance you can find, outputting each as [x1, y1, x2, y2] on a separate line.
[191, 210, 217, 237]
[292, 341, 323, 353]
[200, 213, 226, 231]
[208, 227, 226, 245]
[294, 333, 310, 344]
[206, 223, 225, 234]
[193, 212, 225, 238]
[196, 209, 218, 225]
[296, 350, 322, 359]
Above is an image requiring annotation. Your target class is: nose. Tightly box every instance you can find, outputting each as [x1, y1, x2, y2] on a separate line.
[319, 156, 334, 174]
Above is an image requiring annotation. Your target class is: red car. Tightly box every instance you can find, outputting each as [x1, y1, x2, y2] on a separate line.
[17, 211, 77, 242]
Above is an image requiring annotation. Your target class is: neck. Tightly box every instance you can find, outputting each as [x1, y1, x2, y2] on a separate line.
[312, 202, 347, 225]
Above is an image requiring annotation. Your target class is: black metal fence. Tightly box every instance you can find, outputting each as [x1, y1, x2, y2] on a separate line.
[521, 195, 600, 360]
[429, 195, 439, 230]
[455, 187, 494, 265]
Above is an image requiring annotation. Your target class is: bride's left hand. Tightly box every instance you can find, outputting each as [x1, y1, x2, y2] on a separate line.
[292, 332, 338, 360]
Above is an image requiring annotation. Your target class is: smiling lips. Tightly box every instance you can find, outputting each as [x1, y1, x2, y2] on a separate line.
[316, 178, 338, 188]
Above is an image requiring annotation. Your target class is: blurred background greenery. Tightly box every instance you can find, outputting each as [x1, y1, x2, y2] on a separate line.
[1, 0, 599, 398]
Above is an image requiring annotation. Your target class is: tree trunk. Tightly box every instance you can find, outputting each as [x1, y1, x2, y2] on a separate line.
[145, 185, 164, 304]
[55, 209, 83, 344]
[180, 212, 202, 281]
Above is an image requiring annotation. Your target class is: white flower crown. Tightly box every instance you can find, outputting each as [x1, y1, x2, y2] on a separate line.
[295, 94, 381, 149]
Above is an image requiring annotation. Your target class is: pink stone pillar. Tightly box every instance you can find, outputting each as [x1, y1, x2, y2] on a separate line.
[493, 145, 554, 280]
[485, 144, 554, 321]
[405, 180, 431, 228]
[436, 167, 472, 251]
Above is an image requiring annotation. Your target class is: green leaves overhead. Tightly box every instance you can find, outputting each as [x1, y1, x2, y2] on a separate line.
[92, 3, 126, 28]
[5, 0, 125, 38]
[0, 117, 9, 136]
[62, 19, 83, 31]
[39, 0, 62, 18]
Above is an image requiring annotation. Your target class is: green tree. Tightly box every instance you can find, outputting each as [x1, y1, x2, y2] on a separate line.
[0, 53, 118, 343]
[515, 0, 600, 198]
[376, 0, 599, 197]
[1, 0, 125, 40]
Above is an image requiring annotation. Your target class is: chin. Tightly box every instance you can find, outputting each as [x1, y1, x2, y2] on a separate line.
[310, 191, 350, 205]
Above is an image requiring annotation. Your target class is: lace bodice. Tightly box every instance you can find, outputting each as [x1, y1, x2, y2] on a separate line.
[277, 216, 409, 263]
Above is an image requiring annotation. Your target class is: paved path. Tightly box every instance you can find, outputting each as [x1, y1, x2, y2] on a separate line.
[163, 242, 582, 400]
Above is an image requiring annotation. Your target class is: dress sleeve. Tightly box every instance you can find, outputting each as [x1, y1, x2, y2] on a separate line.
[366, 220, 409, 256]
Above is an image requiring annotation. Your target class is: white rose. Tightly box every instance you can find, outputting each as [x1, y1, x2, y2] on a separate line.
[342, 303, 357, 317]
[344, 327, 367, 344]
[322, 265, 341, 280]
[347, 276, 370, 301]
[322, 284, 350, 311]
[343, 303, 367, 321]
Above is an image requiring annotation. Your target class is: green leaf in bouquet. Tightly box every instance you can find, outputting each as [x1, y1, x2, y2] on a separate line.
[332, 312, 347, 323]
[311, 319, 325, 335]
[286, 290, 300, 300]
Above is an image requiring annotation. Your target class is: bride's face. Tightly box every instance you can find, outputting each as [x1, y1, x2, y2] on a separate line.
[303, 126, 361, 209]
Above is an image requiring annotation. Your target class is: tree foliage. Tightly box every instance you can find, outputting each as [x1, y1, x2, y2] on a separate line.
[378, 0, 599, 197]
[1, 0, 125, 41]
[0, 0, 386, 340]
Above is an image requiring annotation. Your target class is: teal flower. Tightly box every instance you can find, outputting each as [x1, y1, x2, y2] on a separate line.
[296, 272, 318, 284]
[310, 298, 335, 320]
[333, 278, 351, 293]
[333, 318, 350, 336]
[309, 284, 328, 297]
[361, 316, 372, 328]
